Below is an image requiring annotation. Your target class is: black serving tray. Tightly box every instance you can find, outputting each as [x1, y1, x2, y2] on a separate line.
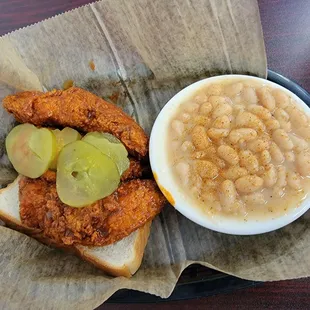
[105, 70, 310, 304]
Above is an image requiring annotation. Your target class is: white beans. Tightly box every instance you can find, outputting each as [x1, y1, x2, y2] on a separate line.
[272, 187, 285, 198]
[257, 87, 276, 111]
[192, 147, 216, 160]
[213, 115, 230, 129]
[175, 162, 190, 185]
[207, 84, 222, 96]
[242, 87, 258, 105]
[199, 102, 213, 115]
[192, 150, 208, 159]
[194, 94, 208, 104]
[269, 142, 284, 163]
[169, 79, 310, 219]
[256, 165, 266, 176]
[265, 117, 280, 131]
[247, 105, 271, 120]
[285, 151, 295, 162]
[236, 111, 265, 131]
[207, 128, 230, 140]
[295, 126, 310, 139]
[275, 166, 287, 188]
[228, 128, 257, 144]
[274, 108, 289, 122]
[272, 129, 293, 150]
[191, 125, 209, 150]
[296, 150, 310, 176]
[211, 156, 226, 169]
[287, 171, 302, 190]
[171, 120, 185, 136]
[192, 174, 203, 190]
[286, 105, 308, 128]
[195, 160, 218, 179]
[233, 104, 245, 114]
[289, 134, 308, 153]
[181, 141, 195, 152]
[219, 180, 237, 207]
[204, 179, 219, 188]
[184, 102, 200, 113]
[248, 139, 270, 153]
[235, 175, 263, 193]
[200, 188, 217, 202]
[222, 166, 248, 180]
[212, 103, 233, 119]
[217, 145, 239, 166]
[209, 95, 230, 108]
[233, 95, 242, 105]
[263, 164, 277, 187]
[193, 115, 211, 126]
[179, 112, 191, 123]
[260, 132, 271, 144]
[260, 150, 271, 165]
[227, 200, 245, 213]
[239, 150, 259, 173]
[225, 82, 244, 97]
[272, 89, 289, 108]
[278, 119, 291, 132]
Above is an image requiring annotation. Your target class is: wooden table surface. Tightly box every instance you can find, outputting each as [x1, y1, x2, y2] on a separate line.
[1, 0, 310, 309]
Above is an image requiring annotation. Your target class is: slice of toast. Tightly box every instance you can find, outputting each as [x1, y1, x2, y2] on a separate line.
[0, 177, 151, 277]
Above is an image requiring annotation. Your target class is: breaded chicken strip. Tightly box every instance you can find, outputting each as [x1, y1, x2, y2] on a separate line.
[19, 176, 165, 246]
[3, 87, 148, 159]
[121, 157, 151, 181]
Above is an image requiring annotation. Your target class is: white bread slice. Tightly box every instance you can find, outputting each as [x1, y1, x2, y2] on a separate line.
[0, 177, 151, 277]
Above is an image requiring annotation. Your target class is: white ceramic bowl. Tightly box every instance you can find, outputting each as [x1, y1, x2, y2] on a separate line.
[149, 74, 310, 235]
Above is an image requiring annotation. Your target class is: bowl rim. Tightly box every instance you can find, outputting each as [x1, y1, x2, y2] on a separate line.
[149, 74, 310, 235]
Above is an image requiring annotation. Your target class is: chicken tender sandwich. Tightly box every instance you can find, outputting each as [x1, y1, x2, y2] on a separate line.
[0, 87, 165, 277]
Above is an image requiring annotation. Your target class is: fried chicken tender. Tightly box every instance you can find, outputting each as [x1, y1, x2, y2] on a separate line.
[3, 87, 148, 159]
[19, 176, 165, 246]
[121, 157, 151, 181]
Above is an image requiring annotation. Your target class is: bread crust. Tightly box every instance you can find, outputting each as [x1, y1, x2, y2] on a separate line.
[75, 221, 151, 277]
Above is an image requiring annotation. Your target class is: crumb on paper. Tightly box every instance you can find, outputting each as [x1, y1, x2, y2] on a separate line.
[63, 79, 74, 90]
[89, 60, 95, 71]
[109, 91, 120, 103]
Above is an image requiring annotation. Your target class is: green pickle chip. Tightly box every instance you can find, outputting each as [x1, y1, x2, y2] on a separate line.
[82, 132, 130, 175]
[6, 123, 56, 178]
[50, 127, 81, 170]
[56, 140, 120, 207]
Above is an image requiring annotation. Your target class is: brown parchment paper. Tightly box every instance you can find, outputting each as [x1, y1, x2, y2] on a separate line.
[1, 0, 309, 309]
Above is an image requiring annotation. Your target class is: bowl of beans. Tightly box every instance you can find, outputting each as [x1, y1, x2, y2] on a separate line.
[149, 75, 310, 235]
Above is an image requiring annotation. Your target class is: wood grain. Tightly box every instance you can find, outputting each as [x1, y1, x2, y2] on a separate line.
[257, 0, 310, 91]
[103, 278, 310, 310]
[0, 0, 309, 308]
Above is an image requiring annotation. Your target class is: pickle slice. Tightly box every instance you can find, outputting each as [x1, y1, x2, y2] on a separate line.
[82, 132, 130, 175]
[56, 140, 120, 207]
[50, 127, 81, 170]
[6, 123, 56, 178]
